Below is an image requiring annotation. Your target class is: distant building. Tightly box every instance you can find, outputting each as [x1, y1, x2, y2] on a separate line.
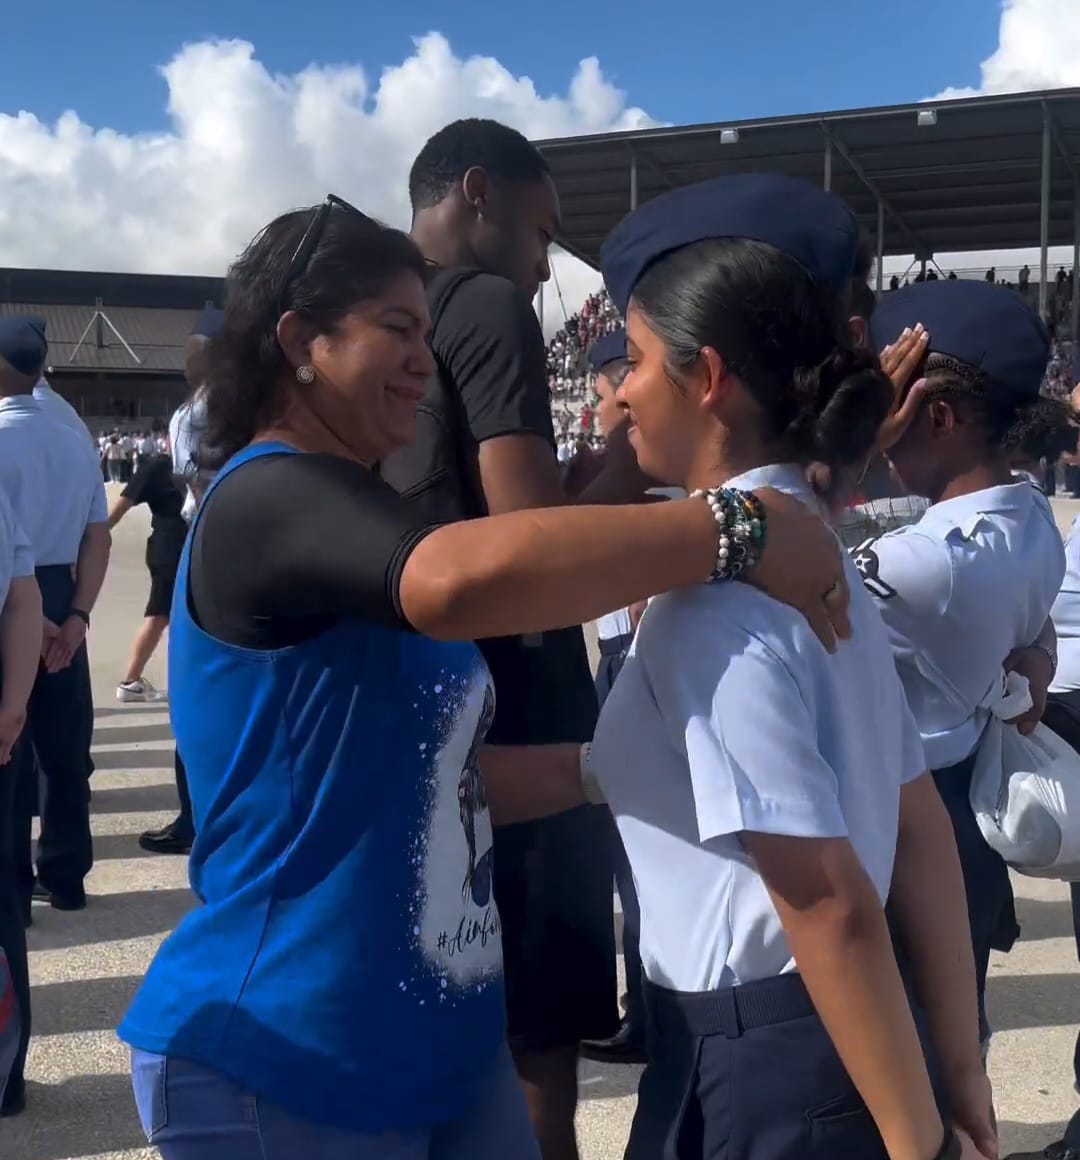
[0, 267, 224, 431]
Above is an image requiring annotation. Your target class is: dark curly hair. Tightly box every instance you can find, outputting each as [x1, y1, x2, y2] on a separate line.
[922, 352, 1079, 462]
[203, 205, 426, 467]
[630, 237, 893, 474]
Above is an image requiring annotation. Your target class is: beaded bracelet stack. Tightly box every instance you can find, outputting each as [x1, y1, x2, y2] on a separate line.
[689, 487, 767, 583]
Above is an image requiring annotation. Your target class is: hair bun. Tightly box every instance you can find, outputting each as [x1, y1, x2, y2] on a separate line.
[787, 347, 893, 470]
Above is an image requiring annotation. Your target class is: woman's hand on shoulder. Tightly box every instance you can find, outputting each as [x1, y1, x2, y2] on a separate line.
[743, 489, 850, 653]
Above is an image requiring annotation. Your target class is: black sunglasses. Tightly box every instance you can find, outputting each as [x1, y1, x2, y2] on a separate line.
[280, 194, 368, 310]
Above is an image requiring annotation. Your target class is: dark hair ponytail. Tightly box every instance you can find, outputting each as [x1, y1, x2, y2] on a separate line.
[923, 353, 1079, 463]
[631, 237, 892, 474]
[789, 346, 892, 467]
[1003, 395, 1079, 463]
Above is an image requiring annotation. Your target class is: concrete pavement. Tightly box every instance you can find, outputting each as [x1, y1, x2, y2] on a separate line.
[3, 492, 1080, 1159]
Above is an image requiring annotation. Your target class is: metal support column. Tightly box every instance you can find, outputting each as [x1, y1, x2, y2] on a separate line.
[629, 149, 639, 212]
[876, 198, 885, 294]
[824, 136, 832, 192]
[1040, 108, 1052, 322]
[1072, 182, 1079, 342]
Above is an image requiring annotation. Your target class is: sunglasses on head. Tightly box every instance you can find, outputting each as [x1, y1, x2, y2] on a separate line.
[280, 194, 369, 311]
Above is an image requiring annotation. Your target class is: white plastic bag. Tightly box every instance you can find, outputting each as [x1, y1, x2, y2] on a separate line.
[970, 670, 1080, 880]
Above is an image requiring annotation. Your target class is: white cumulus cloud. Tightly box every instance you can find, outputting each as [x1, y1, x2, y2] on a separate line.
[934, 0, 1080, 100]
[919, 0, 1080, 284]
[0, 33, 656, 329]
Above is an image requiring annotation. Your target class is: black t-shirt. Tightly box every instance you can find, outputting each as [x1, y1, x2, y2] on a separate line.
[189, 452, 433, 650]
[121, 454, 187, 531]
[386, 271, 598, 746]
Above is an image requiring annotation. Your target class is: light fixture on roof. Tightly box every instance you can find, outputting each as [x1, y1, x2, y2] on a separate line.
[720, 128, 740, 145]
[917, 108, 938, 128]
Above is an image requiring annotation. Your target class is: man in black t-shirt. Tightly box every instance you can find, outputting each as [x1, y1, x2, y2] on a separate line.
[382, 119, 643, 1160]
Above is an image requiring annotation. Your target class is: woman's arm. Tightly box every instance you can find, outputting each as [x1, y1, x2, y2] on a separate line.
[743, 832, 946, 1160]
[401, 488, 849, 650]
[107, 494, 133, 529]
[1004, 616, 1057, 734]
[0, 576, 43, 764]
[480, 743, 586, 825]
[889, 774, 995, 1158]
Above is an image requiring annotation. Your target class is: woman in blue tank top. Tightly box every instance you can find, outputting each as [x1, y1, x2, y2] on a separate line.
[118, 195, 862, 1160]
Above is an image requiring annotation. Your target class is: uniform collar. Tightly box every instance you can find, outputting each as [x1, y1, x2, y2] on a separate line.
[722, 463, 817, 506]
[923, 480, 1037, 539]
[0, 394, 41, 416]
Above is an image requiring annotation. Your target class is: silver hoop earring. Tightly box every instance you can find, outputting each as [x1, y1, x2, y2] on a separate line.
[295, 365, 315, 385]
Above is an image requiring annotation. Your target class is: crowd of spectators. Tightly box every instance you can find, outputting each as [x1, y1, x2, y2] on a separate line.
[546, 289, 620, 459]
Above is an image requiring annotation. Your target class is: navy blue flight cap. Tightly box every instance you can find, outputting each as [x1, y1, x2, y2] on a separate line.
[192, 304, 225, 340]
[600, 173, 859, 315]
[870, 280, 1049, 398]
[0, 314, 48, 376]
[588, 328, 627, 373]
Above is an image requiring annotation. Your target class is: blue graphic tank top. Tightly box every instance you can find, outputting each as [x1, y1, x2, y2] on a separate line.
[119, 442, 506, 1131]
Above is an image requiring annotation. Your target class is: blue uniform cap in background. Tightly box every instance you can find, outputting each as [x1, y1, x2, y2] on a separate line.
[588, 328, 627, 373]
[600, 173, 859, 316]
[191, 304, 225, 340]
[870, 279, 1050, 398]
[0, 314, 49, 377]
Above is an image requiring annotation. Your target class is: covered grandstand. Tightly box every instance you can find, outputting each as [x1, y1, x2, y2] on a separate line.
[535, 86, 1080, 336]
[0, 267, 224, 429]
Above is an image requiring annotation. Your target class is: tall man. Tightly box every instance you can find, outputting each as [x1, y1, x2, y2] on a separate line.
[382, 118, 643, 1160]
[0, 317, 110, 928]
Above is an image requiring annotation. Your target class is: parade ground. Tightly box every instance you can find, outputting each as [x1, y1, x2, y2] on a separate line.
[5, 493, 1080, 1160]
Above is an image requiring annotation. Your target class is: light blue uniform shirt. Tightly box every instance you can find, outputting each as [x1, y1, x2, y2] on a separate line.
[590, 464, 926, 992]
[0, 488, 34, 607]
[1051, 514, 1080, 695]
[0, 396, 108, 566]
[853, 480, 1064, 769]
[33, 378, 95, 450]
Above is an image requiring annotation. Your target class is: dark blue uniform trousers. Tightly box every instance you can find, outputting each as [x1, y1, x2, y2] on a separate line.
[627, 974, 898, 1160]
[12, 565, 94, 913]
[1038, 690, 1080, 1148]
[930, 752, 1017, 1046]
[596, 632, 644, 1030]
[0, 714, 30, 1099]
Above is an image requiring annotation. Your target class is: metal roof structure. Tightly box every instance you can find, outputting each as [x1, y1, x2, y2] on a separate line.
[0, 268, 224, 376]
[535, 88, 1080, 275]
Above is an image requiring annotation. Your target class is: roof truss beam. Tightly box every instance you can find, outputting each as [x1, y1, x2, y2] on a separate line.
[1044, 101, 1079, 181]
[823, 124, 928, 256]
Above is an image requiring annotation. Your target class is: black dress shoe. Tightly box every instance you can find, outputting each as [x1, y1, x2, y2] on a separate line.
[0, 1075, 26, 1117]
[32, 880, 86, 911]
[581, 1020, 648, 1064]
[139, 823, 193, 856]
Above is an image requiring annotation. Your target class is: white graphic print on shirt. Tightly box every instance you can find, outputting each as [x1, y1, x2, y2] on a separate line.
[416, 669, 502, 986]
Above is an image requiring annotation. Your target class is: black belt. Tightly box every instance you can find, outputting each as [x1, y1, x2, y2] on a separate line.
[598, 632, 634, 657]
[644, 973, 815, 1040]
[35, 564, 74, 578]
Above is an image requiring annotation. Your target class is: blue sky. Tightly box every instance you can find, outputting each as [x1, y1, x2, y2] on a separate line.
[1, 0, 1070, 301]
[2, 0, 1000, 131]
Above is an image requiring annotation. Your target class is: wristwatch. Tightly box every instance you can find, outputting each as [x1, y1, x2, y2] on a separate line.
[933, 1128, 962, 1160]
[68, 608, 90, 628]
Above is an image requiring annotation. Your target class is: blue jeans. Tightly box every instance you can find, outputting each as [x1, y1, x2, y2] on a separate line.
[131, 1044, 540, 1160]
